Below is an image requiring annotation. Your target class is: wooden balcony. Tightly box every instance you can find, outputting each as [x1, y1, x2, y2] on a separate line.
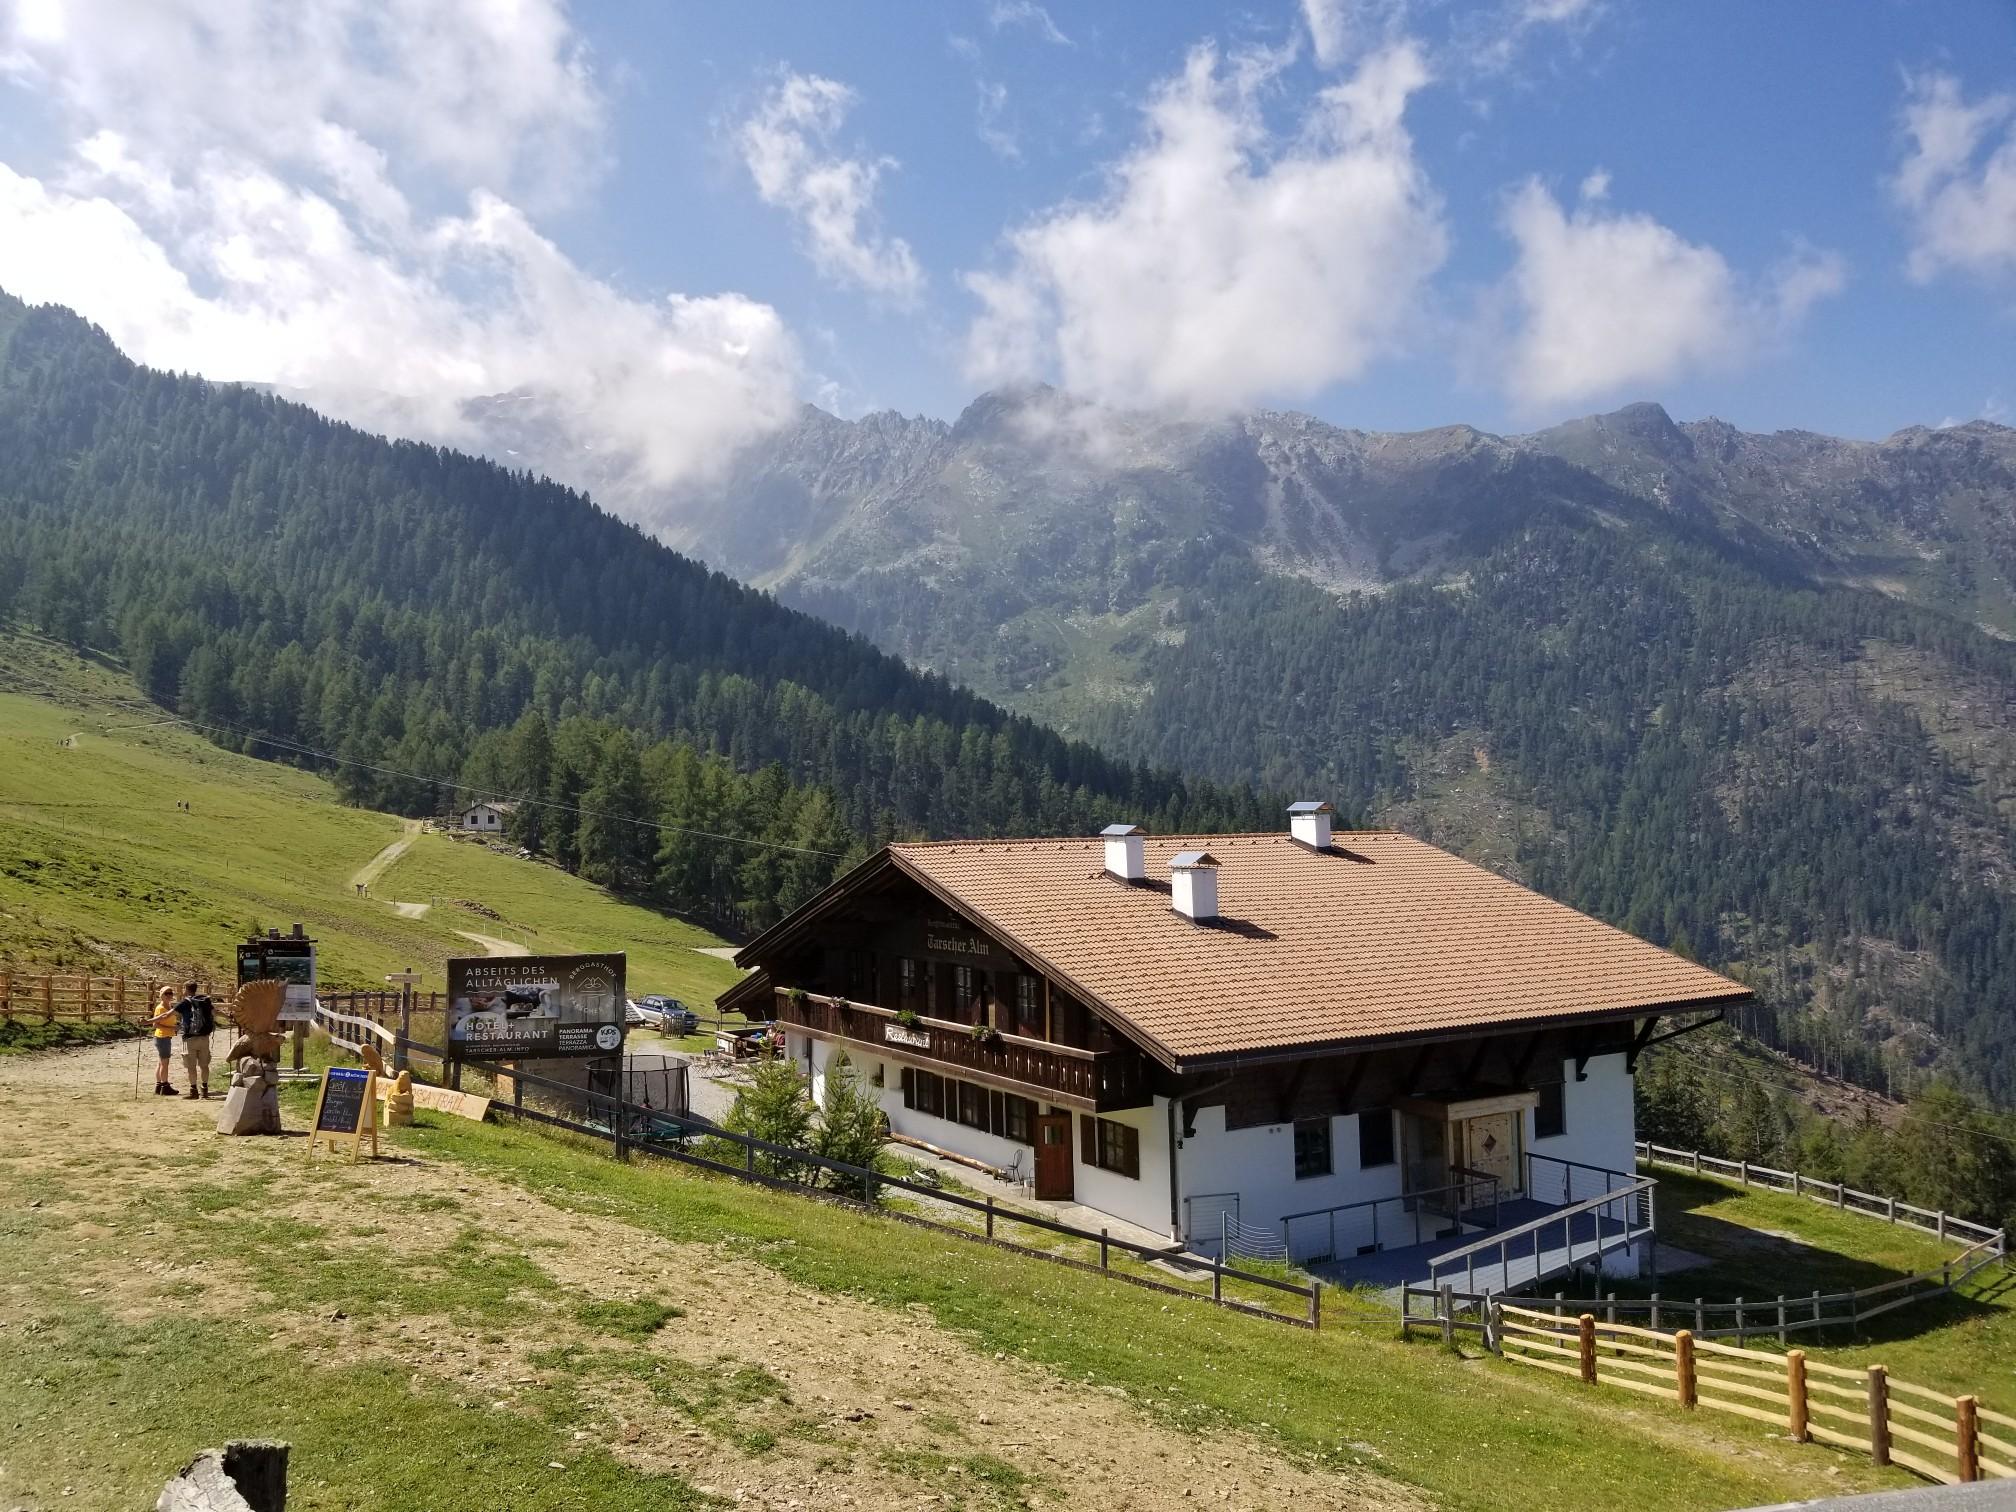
[762, 988, 1152, 1112]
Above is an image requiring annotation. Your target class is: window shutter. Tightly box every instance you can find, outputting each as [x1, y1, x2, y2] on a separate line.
[900, 1066, 914, 1109]
[1080, 1114, 1096, 1163]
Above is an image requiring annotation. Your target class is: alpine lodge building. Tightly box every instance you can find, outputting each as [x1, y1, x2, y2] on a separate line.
[721, 804, 1749, 1290]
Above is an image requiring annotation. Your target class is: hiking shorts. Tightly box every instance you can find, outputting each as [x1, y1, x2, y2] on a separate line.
[183, 1036, 213, 1084]
[155, 1037, 174, 1060]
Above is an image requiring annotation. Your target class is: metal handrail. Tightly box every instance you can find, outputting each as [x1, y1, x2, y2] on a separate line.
[1280, 1174, 1500, 1264]
[1424, 1175, 1656, 1293]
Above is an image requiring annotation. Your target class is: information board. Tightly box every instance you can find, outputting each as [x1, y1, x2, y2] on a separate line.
[308, 1065, 378, 1160]
[237, 933, 318, 1023]
[445, 953, 625, 1061]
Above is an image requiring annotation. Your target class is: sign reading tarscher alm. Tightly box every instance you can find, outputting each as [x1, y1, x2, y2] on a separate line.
[445, 952, 626, 1061]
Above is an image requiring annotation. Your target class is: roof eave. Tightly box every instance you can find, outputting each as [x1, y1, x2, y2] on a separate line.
[1160, 990, 1751, 1075]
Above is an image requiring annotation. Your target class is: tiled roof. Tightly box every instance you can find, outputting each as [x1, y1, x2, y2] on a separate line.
[889, 833, 1747, 1066]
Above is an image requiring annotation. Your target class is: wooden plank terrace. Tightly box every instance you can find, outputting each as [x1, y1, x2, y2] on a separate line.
[764, 987, 1152, 1111]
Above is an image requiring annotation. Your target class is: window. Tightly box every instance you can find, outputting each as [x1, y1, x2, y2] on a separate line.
[1358, 1109, 1395, 1169]
[999, 1094, 1033, 1145]
[898, 957, 921, 1008]
[1014, 975, 1042, 1035]
[903, 1068, 943, 1118]
[1081, 1115, 1140, 1180]
[1294, 1118, 1333, 1180]
[957, 1080, 987, 1131]
[952, 964, 977, 1020]
[1534, 1082, 1566, 1140]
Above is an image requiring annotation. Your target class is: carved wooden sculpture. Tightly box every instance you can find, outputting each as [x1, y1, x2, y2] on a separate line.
[216, 980, 286, 1135]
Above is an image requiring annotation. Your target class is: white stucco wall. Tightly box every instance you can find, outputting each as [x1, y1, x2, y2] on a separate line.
[1071, 1098, 1173, 1239]
[793, 1034, 1031, 1174]
[1176, 1106, 1409, 1260]
[1523, 1052, 1636, 1202]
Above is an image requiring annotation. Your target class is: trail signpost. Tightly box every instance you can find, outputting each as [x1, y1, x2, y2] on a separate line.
[307, 1065, 379, 1161]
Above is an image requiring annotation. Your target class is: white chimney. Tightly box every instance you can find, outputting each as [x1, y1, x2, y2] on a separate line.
[1288, 800, 1334, 850]
[1170, 850, 1220, 922]
[1101, 822, 1146, 882]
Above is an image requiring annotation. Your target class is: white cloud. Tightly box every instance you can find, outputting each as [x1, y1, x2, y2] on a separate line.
[0, 1, 799, 493]
[1889, 71, 2016, 284]
[976, 79, 1021, 161]
[737, 72, 925, 302]
[988, 2, 1071, 47]
[1302, 0, 1353, 68]
[1492, 176, 1845, 410]
[962, 42, 1446, 413]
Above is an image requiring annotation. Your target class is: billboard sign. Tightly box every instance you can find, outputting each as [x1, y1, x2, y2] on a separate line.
[237, 933, 317, 1023]
[445, 952, 626, 1060]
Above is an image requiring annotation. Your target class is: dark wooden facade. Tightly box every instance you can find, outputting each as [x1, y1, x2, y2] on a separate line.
[733, 869, 1160, 1113]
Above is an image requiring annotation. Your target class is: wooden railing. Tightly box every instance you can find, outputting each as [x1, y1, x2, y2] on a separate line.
[0, 972, 222, 1024]
[1637, 1140, 2005, 1250]
[764, 988, 1151, 1110]
[1493, 1303, 2014, 1487]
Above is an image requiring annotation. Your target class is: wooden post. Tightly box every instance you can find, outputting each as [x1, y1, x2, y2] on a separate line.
[1957, 1396, 1979, 1483]
[1736, 1298, 1746, 1344]
[1886, 1196, 1896, 1223]
[985, 1196, 995, 1239]
[1577, 1314, 1597, 1384]
[1212, 1259, 1222, 1303]
[1675, 1329, 1697, 1408]
[1777, 1299, 1787, 1344]
[1695, 1297, 1705, 1334]
[1786, 1350, 1808, 1442]
[42, 974, 54, 1023]
[1308, 1280, 1321, 1332]
[115, 976, 126, 1021]
[1606, 1292, 1617, 1325]
[1100, 1229, 1110, 1270]
[1441, 1283, 1455, 1345]
[1937, 1211, 1948, 1243]
[1867, 1366, 1890, 1467]
[1692, 1148, 1701, 1175]
[1739, 1159, 1748, 1186]
[1650, 1293, 1661, 1330]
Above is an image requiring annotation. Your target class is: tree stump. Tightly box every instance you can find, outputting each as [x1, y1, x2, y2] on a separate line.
[155, 1439, 288, 1512]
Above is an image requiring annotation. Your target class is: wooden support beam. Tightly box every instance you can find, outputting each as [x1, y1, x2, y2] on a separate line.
[1275, 1059, 1313, 1123]
[1460, 1038, 1491, 1086]
[1624, 1015, 1663, 1073]
[1571, 1031, 1595, 1082]
[1509, 1031, 1545, 1084]
[1337, 1053, 1370, 1112]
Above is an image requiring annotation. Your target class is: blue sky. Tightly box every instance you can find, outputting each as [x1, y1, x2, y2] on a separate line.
[1, 0, 2012, 493]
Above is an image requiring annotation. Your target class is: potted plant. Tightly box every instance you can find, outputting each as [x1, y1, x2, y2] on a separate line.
[786, 986, 809, 1008]
[970, 1022, 1001, 1045]
[895, 1008, 922, 1029]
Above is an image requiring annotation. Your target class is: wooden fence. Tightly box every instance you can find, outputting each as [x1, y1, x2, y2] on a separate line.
[1636, 1140, 2005, 1251]
[0, 972, 223, 1024]
[1494, 1302, 2014, 1487]
[1404, 1225, 2008, 1345]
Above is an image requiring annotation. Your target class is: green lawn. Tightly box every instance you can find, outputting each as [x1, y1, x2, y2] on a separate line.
[1623, 1167, 2016, 1401]
[388, 1111, 1912, 1512]
[0, 632, 741, 1005]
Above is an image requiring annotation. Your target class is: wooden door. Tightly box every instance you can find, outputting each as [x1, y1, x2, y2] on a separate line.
[1034, 1113, 1073, 1200]
[1463, 1112, 1521, 1197]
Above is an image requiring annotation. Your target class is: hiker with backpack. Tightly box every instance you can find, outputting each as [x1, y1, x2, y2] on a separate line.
[175, 981, 216, 1099]
[149, 986, 178, 1095]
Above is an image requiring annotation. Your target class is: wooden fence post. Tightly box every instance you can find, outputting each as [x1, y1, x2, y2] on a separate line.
[42, 974, 54, 1023]
[1650, 1292, 1661, 1331]
[1100, 1229, 1110, 1270]
[1308, 1280, 1321, 1332]
[1675, 1330, 1697, 1408]
[1736, 1298, 1746, 1344]
[1867, 1366, 1890, 1467]
[1441, 1283, 1455, 1345]
[1577, 1314, 1597, 1385]
[1739, 1159, 1749, 1186]
[1211, 1259, 1222, 1303]
[985, 1196, 995, 1239]
[1957, 1395, 1978, 1483]
[1695, 1297, 1705, 1334]
[1692, 1148, 1702, 1174]
[1786, 1350, 1808, 1442]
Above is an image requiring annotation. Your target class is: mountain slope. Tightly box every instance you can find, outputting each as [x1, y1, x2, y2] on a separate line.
[0, 292, 1270, 934]
[650, 388, 2016, 1103]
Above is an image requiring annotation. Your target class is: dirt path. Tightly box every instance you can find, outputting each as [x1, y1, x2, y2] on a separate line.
[0, 1041, 1417, 1512]
[692, 946, 741, 963]
[349, 817, 423, 892]
[454, 928, 528, 957]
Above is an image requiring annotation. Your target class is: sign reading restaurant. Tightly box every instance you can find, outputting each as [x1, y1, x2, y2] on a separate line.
[445, 952, 626, 1060]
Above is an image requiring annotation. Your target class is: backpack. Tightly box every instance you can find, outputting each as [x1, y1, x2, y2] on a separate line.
[178, 995, 216, 1037]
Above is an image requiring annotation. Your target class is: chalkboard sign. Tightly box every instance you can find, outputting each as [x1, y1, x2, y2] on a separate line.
[308, 1066, 379, 1161]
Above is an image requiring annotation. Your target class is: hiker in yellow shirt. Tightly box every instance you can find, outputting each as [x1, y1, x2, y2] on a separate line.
[150, 986, 178, 1096]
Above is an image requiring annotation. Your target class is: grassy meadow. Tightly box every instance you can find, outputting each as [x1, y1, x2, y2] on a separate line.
[0, 632, 741, 1003]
